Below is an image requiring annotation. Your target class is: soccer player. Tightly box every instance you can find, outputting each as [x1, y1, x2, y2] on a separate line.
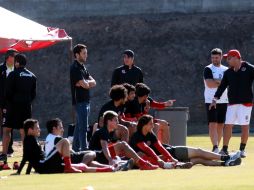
[203, 48, 228, 153]
[124, 83, 171, 144]
[131, 115, 241, 167]
[16, 119, 82, 174]
[96, 85, 136, 141]
[210, 49, 254, 157]
[45, 118, 120, 172]
[89, 110, 158, 170]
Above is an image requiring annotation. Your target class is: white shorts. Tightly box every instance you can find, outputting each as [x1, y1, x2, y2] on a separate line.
[225, 104, 252, 125]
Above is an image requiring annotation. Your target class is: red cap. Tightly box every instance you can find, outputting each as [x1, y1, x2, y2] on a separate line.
[223, 49, 241, 59]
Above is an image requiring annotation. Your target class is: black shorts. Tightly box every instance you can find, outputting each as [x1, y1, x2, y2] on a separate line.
[95, 151, 109, 164]
[38, 150, 64, 174]
[71, 151, 95, 163]
[163, 145, 189, 162]
[205, 103, 227, 123]
[3, 103, 31, 129]
[155, 144, 190, 162]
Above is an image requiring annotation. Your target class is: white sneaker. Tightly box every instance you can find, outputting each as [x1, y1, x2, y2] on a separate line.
[225, 151, 241, 166]
[163, 162, 175, 169]
[213, 148, 219, 154]
[240, 150, 246, 158]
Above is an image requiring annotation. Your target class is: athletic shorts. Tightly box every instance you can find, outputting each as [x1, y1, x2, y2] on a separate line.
[205, 103, 227, 123]
[166, 146, 190, 162]
[94, 144, 117, 164]
[225, 104, 252, 125]
[3, 103, 31, 129]
[37, 149, 64, 174]
[71, 151, 95, 164]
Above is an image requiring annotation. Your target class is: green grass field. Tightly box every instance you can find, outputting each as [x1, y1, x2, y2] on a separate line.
[1, 135, 254, 190]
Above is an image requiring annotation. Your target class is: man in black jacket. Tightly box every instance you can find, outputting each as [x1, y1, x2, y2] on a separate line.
[0, 49, 18, 158]
[111, 50, 143, 86]
[210, 49, 254, 158]
[0, 54, 37, 167]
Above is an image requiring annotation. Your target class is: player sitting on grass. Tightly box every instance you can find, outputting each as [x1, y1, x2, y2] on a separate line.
[94, 84, 136, 141]
[130, 114, 192, 169]
[124, 83, 170, 144]
[15, 119, 116, 174]
[89, 110, 158, 170]
[131, 115, 242, 167]
[44, 118, 120, 173]
[16, 119, 82, 174]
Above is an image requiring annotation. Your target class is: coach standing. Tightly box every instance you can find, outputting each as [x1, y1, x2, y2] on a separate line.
[204, 48, 228, 153]
[111, 50, 143, 86]
[70, 44, 96, 151]
[0, 49, 18, 157]
[0, 54, 36, 167]
[210, 49, 253, 158]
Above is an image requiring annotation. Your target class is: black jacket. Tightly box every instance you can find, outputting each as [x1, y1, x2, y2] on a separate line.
[0, 62, 8, 108]
[111, 64, 143, 86]
[215, 62, 254, 104]
[6, 67, 36, 105]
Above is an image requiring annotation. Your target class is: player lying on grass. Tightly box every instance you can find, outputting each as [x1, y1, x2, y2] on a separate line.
[15, 119, 114, 175]
[45, 118, 128, 172]
[89, 110, 158, 170]
[131, 115, 242, 167]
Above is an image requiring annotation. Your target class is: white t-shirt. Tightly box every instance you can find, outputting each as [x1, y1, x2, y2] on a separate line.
[204, 64, 228, 103]
[45, 133, 62, 156]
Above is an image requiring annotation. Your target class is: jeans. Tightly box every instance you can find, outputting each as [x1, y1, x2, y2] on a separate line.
[72, 101, 90, 151]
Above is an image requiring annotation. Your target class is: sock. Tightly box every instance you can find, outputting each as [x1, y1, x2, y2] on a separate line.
[222, 145, 228, 152]
[141, 155, 157, 165]
[137, 158, 147, 166]
[239, 143, 246, 151]
[212, 145, 218, 151]
[96, 167, 113, 172]
[221, 155, 230, 161]
[63, 157, 72, 169]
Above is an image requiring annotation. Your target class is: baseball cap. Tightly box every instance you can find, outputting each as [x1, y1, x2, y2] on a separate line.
[223, 49, 241, 59]
[123, 49, 134, 58]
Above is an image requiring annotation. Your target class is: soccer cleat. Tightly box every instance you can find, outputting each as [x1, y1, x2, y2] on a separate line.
[64, 167, 82, 173]
[118, 158, 135, 171]
[0, 154, 7, 162]
[225, 151, 241, 166]
[240, 150, 246, 158]
[1, 163, 11, 170]
[163, 162, 175, 169]
[212, 148, 220, 154]
[13, 162, 19, 170]
[219, 149, 229, 156]
[139, 161, 159, 170]
[175, 162, 193, 169]
[227, 157, 242, 166]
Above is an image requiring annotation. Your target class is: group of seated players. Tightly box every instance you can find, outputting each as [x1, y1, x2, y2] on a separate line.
[15, 83, 242, 174]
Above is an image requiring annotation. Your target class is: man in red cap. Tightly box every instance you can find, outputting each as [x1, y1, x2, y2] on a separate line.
[210, 49, 254, 158]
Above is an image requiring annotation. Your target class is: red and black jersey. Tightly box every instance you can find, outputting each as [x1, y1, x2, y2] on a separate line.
[215, 61, 254, 104]
[130, 131, 157, 153]
[130, 131, 174, 162]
